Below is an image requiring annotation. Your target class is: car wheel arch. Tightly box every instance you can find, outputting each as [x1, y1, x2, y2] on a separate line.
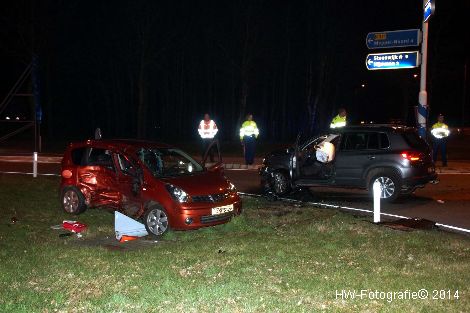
[141, 200, 167, 216]
[365, 167, 402, 189]
[366, 168, 403, 202]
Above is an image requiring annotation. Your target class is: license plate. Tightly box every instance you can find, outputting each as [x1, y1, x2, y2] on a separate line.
[428, 166, 435, 173]
[211, 204, 234, 215]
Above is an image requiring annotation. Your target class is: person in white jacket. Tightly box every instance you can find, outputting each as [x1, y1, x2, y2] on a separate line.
[198, 113, 218, 162]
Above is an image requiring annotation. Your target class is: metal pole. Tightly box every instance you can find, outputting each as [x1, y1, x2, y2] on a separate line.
[373, 181, 381, 223]
[417, 0, 429, 138]
[33, 152, 38, 178]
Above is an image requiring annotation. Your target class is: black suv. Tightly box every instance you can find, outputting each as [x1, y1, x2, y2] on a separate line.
[260, 125, 438, 201]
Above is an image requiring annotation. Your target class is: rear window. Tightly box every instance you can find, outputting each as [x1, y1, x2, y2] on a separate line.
[71, 148, 86, 165]
[402, 131, 427, 149]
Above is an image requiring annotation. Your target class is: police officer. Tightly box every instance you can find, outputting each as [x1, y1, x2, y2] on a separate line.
[330, 108, 347, 128]
[198, 113, 218, 162]
[240, 113, 259, 165]
[431, 114, 450, 167]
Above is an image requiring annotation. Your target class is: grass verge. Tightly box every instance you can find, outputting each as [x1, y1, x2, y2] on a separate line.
[0, 174, 468, 312]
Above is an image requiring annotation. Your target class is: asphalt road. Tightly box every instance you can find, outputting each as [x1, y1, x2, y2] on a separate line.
[1, 161, 469, 232]
[224, 169, 470, 231]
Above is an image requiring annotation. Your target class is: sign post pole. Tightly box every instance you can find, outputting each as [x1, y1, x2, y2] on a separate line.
[418, 0, 434, 138]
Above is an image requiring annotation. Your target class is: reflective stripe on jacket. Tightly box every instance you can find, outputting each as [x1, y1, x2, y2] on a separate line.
[431, 122, 450, 139]
[240, 121, 259, 139]
[198, 120, 218, 139]
[330, 115, 346, 128]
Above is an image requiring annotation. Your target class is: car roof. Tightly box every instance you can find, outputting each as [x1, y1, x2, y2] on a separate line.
[67, 139, 173, 151]
[331, 124, 415, 133]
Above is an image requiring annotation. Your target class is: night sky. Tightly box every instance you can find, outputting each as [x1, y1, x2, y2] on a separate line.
[0, 0, 468, 142]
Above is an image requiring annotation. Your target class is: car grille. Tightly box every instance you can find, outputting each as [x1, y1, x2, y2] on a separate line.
[200, 212, 233, 224]
[192, 192, 229, 203]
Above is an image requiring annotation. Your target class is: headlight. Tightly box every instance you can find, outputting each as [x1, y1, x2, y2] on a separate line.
[228, 182, 237, 192]
[165, 184, 190, 203]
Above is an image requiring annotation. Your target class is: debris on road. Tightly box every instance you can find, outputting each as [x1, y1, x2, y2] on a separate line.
[50, 221, 87, 238]
[62, 220, 87, 233]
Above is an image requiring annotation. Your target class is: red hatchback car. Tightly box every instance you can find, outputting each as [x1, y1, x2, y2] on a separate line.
[60, 139, 242, 237]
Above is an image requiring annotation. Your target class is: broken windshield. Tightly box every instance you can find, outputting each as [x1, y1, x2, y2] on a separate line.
[137, 148, 203, 178]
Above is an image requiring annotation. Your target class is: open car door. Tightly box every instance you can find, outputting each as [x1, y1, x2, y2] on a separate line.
[114, 153, 144, 217]
[291, 133, 302, 180]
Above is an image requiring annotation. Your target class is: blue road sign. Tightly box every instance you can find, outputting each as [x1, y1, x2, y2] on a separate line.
[424, 0, 434, 22]
[365, 51, 420, 70]
[366, 29, 421, 49]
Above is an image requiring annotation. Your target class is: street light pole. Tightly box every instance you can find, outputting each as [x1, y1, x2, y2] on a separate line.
[417, 0, 430, 138]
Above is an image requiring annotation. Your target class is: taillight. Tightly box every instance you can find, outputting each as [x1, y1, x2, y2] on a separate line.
[61, 169, 73, 178]
[401, 151, 421, 162]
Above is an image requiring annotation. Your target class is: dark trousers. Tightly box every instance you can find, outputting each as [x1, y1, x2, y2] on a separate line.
[202, 138, 215, 162]
[432, 139, 447, 165]
[243, 135, 256, 165]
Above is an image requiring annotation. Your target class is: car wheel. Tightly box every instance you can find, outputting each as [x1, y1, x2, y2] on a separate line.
[369, 170, 401, 202]
[144, 206, 169, 237]
[61, 186, 87, 214]
[271, 171, 291, 196]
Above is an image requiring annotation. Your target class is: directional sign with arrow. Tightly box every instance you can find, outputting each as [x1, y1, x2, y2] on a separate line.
[365, 51, 420, 70]
[366, 29, 421, 49]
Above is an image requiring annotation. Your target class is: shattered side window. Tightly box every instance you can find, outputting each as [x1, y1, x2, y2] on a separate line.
[302, 135, 327, 152]
[117, 154, 136, 176]
[87, 148, 115, 171]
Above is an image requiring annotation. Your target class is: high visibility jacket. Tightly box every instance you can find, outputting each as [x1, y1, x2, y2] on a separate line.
[330, 115, 346, 128]
[198, 120, 218, 139]
[431, 122, 450, 139]
[240, 121, 259, 139]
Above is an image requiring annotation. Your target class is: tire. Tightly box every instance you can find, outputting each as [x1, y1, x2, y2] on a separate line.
[143, 205, 169, 238]
[61, 186, 87, 214]
[271, 170, 291, 196]
[369, 170, 402, 202]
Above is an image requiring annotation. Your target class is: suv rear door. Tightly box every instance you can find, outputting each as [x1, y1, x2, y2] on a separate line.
[334, 132, 389, 187]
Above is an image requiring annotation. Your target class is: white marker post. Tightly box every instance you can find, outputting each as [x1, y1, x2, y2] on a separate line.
[33, 152, 38, 178]
[373, 180, 381, 223]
